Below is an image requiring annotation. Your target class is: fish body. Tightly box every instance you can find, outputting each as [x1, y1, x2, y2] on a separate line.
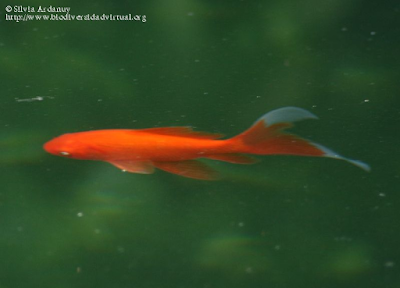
[45, 128, 230, 161]
[44, 107, 370, 180]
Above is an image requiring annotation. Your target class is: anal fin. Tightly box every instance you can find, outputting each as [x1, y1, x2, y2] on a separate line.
[108, 160, 155, 174]
[153, 160, 219, 180]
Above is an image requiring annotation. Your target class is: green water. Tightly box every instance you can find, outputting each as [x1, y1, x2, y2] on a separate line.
[1, 1, 399, 287]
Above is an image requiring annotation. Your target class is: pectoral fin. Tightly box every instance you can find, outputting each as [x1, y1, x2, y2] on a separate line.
[108, 160, 155, 174]
[153, 160, 219, 180]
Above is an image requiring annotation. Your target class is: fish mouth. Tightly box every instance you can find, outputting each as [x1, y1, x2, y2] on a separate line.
[43, 134, 69, 153]
[43, 140, 53, 153]
[43, 141, 71, 157]
[43, 138, 63, 155]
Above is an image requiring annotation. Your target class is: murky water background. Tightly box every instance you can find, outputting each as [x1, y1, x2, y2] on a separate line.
[1, 1, 399, 287]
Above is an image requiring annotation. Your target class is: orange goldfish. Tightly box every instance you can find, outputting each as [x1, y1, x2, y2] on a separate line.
[43, 107, 369, 180]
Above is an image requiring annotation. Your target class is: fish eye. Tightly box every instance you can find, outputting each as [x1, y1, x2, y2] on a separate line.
[60, 151, 70, 156]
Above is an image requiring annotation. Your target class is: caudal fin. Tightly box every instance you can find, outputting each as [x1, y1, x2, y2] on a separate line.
[231, 107, 370, 171]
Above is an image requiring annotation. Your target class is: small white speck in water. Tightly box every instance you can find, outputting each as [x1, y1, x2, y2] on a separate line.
[245, 267, 253, 273]
[385, 261, 395, 268]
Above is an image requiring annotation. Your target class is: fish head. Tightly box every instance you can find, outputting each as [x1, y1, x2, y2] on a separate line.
[43, 133, 93, 159]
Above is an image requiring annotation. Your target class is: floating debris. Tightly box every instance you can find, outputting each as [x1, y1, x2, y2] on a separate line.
[15, 96, 54, 102]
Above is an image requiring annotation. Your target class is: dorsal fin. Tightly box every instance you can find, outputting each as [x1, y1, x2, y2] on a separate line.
[205, 153, 258, 164]
[138, 127, 224, 139]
